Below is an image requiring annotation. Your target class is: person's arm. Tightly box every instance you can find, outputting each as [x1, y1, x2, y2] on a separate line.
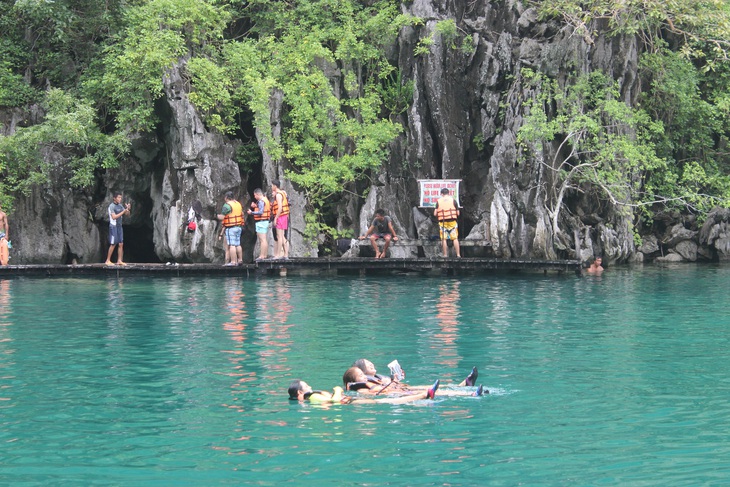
[387, 221, 398, 241]
[110, 207, 127, 220]
[359, 225, 375, 239]
[217, 204, 231, 238]
[249, 201, 263, 216]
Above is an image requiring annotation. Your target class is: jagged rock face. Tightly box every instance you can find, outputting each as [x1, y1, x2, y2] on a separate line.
[3, 2, 726, 264]
[700, 208, 730, 261]
[349, 1, 642, 263]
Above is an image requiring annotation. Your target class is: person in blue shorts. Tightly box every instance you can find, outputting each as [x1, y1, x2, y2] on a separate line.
[105, 192, 131, 266]
[217, 191, 244, 266]
[247, 188, 271, 260]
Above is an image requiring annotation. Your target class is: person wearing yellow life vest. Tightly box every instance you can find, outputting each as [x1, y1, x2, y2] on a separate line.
[434, 187, 461, 258]
[288, 379, 439, 404]
[271, 179, 290, 259]
[217, 191, 244, 266]
[247, 188, 270, 260]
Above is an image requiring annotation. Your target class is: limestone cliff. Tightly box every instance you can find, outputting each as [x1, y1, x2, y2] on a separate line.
[4, 1, 728, 265]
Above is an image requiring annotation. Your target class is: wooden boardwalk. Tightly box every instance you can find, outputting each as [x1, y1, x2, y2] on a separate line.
[0, 257, 582, 277]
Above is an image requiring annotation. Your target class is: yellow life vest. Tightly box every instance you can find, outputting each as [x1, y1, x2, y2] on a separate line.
[435, 196, 459, 222]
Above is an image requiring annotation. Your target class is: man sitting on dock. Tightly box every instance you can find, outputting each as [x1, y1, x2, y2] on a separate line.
[359, 209, 398, 258]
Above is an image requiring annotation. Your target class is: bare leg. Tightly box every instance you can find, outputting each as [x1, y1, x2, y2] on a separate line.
[369, 235, 380, 257]
[257, 233, 268, 259]
[105, 245, 115, 265]
[273, 228, 281, 258]
[380, 235, 392, 258]
[453, 239, 461, 258]
[117, 243, 125, 264]
[441, 239, 449, 257]
[236, 245, 243, 264]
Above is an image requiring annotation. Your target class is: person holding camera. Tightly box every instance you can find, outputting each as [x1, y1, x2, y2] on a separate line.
[247, 188, 271, 261]
[105, 192, 131, 266]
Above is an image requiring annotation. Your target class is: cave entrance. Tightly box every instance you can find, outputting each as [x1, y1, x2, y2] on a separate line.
[101, 224, 161, 264]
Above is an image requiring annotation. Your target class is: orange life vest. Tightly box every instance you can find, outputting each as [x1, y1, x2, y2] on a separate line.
[223, 200, 244, 227]
[435, 196, 459, 222]
[254, 197, 271, 221]
[271, 190, 290, 217]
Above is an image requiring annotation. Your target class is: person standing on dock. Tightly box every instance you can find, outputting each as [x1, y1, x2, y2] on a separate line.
[105, 192, 131, 266]
[248, 188, 271, 260]
[0, 203, 9, 266]
[359, 209, 398, 258]
[217, 191, 244, 266]
[435, 187, 461, 258]
[271, 179, 290, 259]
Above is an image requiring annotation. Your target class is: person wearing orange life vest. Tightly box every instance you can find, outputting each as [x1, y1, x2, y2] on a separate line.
[271, 179, 290, 259]
[434, 187, 461, 258]
[247, 188, 271, 260]
[217, 191, 244, 266]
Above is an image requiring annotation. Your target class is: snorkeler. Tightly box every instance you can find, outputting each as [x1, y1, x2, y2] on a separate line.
[288, 379, 439, 404]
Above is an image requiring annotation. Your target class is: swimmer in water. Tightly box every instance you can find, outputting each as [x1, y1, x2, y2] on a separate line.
[287, 379, 439, 404]
[350, 358, 485, 396]
[343, 366, 485, 397]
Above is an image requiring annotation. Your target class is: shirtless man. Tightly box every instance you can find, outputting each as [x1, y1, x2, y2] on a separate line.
[586, 257, 604, 274]
[0, 203, 8, 240]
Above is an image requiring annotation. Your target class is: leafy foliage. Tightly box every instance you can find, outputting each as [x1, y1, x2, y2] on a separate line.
[1, 0, 729, 249]
[517, 69, 667, 235]
[0, 89, 129, 196]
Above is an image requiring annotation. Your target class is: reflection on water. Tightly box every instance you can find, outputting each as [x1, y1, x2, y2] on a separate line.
[0, 279, 12, 406]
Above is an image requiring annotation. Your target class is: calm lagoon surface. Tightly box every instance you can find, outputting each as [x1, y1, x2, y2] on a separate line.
[1, 265, 729, 485]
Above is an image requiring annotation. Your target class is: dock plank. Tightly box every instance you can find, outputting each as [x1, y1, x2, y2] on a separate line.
[0, 257, 582, 276]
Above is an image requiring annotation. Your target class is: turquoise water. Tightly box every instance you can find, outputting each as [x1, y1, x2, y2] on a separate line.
[1, 266, 729, 485]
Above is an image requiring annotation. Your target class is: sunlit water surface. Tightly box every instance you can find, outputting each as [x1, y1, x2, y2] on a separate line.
[1, 265, 729, 485]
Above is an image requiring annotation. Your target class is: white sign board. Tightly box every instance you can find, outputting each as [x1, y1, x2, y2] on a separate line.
[418, 179, 461, 208]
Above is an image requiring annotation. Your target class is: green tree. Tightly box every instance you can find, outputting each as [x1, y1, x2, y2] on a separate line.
[517, 69, 666, 238]
[0, 89, 129, 197]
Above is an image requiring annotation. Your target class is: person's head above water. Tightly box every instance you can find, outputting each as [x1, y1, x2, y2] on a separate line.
[352, 358, 377, 376]
[288, 380, 312, 400]
[343, 366, 368, 387]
